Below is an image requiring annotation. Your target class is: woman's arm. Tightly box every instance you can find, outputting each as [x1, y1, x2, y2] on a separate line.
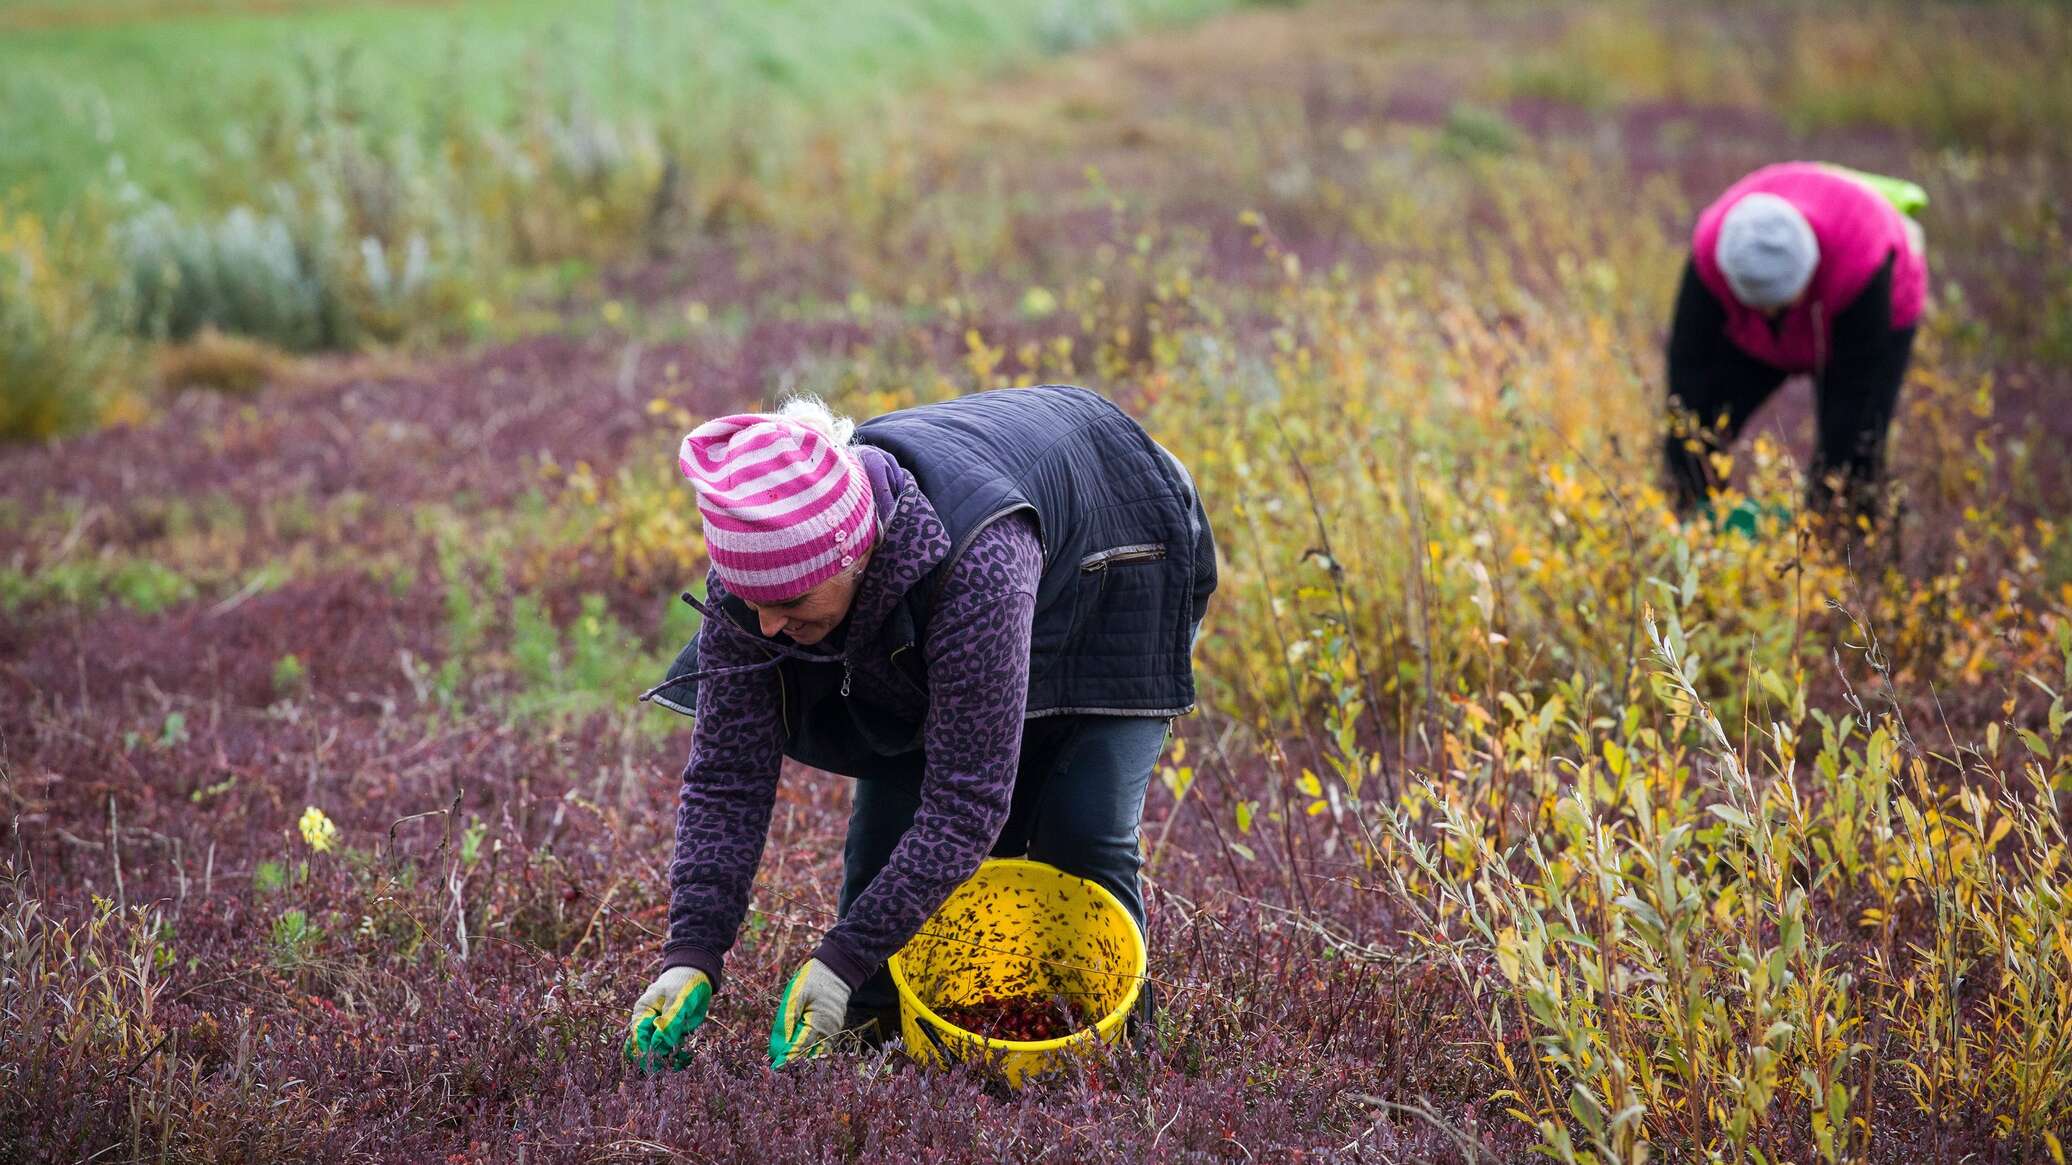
[1663, 257, 1781, 509]
[660, 574, 787, 990]
[1812, 254, 1912, 513]
[810, 515, 1043, 989]
[1664, 259, 1736, 411]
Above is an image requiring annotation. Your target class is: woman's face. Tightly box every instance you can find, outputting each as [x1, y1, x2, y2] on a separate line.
[742, 563, 865, 646]
[1761, 297, 1798, 322]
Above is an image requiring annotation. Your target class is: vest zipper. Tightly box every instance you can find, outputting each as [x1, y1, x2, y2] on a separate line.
[946, 505, 1040, 575]
[847, 644, 914, 698]
[1080, 544, 1168, 572]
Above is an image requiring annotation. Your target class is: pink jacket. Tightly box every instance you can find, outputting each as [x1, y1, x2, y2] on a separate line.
[1692, 162, 1927, 373]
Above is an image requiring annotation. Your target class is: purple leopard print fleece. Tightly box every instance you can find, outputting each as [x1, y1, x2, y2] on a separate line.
[659, 448, 1040, 991]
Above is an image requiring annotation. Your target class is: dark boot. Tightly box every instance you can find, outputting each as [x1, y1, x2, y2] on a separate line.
[1124, 980, 1158, 1050]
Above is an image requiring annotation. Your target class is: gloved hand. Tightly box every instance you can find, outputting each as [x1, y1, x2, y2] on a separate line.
[625, 966, 713, 1071]
[1693, 497, 1786, 539]
[768, 958, 852, 1067]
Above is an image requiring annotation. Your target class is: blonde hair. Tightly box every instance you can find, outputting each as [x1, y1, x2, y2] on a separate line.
[776, 394, 856, 446]
[777, 395, 870, 578]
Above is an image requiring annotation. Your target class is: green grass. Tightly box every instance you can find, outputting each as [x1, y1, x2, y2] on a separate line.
[2, 0, 1247, 437]
[0, 0, 1238, 216]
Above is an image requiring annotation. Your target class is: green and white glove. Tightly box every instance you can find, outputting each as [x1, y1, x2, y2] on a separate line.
[1696, 498, 1791, 539]
[625, 966, 713, 1071]
[768, 958, 852, 1068]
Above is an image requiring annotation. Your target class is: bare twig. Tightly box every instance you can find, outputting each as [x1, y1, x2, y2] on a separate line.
[568, 877, 624, 961]
[107, 794, 124, 910]
[1398, 421, 1441, 752]
[1348, 1094, 1496, 1163]
[385, 804, 454, 859]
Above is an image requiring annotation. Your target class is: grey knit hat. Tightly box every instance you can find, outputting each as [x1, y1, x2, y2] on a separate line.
[1715, 192, 1818, 311]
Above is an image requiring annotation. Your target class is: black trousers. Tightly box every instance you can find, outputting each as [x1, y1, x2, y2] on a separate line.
[1663, 327, 1917, 518]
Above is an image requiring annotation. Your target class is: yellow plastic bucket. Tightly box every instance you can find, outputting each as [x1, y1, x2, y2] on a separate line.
[888, 858, 1146, 1087]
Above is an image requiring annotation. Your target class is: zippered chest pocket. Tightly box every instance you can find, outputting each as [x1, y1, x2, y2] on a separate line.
[1079, 543, 1167, 573]
[1061, 541, 1170, 659]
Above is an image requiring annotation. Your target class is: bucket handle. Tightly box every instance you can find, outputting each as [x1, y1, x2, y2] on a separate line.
[920, 1017, 956, 1062]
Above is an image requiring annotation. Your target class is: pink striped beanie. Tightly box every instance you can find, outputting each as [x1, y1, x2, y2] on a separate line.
[678, 413, 878, 604]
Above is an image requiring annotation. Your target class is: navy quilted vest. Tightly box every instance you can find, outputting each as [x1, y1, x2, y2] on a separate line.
[648, 385, 1215, 772]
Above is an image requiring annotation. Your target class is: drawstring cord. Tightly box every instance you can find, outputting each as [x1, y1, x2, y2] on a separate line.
[636, 590, 843, 705]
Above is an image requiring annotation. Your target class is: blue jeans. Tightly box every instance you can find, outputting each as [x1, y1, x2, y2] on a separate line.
[838, 714, 1170, 1015]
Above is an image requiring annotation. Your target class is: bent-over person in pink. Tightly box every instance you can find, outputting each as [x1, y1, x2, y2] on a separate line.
[1665, 161, 1929, 522]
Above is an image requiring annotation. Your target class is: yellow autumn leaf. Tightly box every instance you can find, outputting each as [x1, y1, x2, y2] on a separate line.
[298, 806, 339, 854]
[1495, 927, 1522, 983]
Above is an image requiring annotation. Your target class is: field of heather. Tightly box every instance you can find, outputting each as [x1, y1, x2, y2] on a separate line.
[3, 2, 2071, 1162]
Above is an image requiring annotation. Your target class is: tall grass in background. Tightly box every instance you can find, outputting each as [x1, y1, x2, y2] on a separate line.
[0, 206, 136, 440]
[1503, 1, 2072, 151]
[0, 0, 1241, 439]
[7, 0, 2071, 442]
